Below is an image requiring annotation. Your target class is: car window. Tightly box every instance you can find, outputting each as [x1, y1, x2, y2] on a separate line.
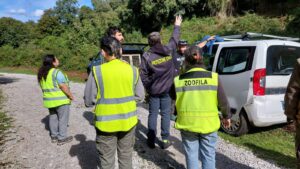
[217, 47, 255, 74]
[122, 54, 141, 67]
[205, 44, 219, 71]
[266, 45, 300, 75]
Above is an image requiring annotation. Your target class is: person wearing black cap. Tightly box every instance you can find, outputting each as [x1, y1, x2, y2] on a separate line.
[173, 40, 188, 75]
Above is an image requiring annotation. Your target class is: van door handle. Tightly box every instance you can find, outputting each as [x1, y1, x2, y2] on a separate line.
[250, 77, 253, 82]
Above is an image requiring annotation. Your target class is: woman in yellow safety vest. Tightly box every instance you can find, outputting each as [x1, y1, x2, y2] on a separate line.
[37, 54, 74, 145]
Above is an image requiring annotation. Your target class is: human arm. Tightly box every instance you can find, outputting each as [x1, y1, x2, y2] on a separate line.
[59, 84, 74, 100]
[84, 72, 98, 107]
[284, 61, 300, 121]
[197, 36, 216, 48]
[56, 71, 74, 100]
[135, 75, 145, 103]
[217, 77, 231, 127]
[166, 16, 182, 51]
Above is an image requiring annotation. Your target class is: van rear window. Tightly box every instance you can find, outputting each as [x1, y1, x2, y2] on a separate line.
[267, 46, 300, 75]
[216, 47, 255, 74]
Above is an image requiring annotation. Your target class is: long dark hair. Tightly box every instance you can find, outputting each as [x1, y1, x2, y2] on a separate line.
[37, 54, 56, 82]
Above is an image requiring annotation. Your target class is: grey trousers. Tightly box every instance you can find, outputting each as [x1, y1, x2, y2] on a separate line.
[96, 126, 136, 169]
[48, 104, 70, 140]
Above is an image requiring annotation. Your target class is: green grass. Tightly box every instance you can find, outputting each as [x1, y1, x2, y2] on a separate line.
[219, 125, 295, 169]
[0, 89, 12, 146]
[0, 66, 86, 83]
[0, 67, 36, 75]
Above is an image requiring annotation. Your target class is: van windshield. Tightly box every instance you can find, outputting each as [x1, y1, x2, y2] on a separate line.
[267, 45, 300, 75]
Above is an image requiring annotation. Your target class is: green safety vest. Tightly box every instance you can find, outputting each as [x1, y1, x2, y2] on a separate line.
[174, 67, 220, 134]
[40, 68, 70, 108]
[93, 59, 138, 132]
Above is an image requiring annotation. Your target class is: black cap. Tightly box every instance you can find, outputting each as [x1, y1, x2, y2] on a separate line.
[178, 40, 188, 46]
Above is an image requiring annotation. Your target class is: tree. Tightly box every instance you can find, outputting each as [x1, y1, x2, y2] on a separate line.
[54, 0, 78, 26]
[37, 9, 63, 37]
[207, 0, 235, 18]
[125, 0, 207, 34]
[92, 0, 112, 12]
[0, 17, 29, 47]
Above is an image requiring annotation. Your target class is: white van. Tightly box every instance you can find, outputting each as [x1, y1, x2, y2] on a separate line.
[208, 33, 300, 136]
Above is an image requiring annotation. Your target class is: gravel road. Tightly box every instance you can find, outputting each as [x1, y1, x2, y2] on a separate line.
[0, 73, 286, 169]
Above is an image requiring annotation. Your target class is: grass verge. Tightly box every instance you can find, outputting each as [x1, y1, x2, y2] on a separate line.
[0, 89, 12, 146]
[0, 66, 87, 83]
[219, 124, 295, 169]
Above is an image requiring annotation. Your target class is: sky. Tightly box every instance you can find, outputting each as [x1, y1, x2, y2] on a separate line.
[0, 0, 93, 22]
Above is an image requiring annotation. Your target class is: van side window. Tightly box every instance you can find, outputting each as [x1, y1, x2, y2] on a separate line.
[267, 46, 300, 75]
[205, 44, 219, 71]
[217, 47, 256, 74]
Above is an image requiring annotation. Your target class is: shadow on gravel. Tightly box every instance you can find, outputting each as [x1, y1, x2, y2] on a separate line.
[41, 115, 50, 132]
[135, 121, 186, 169]
[69, 134, 99, 169]
[0, 77, 18, 84]
[83, 111, 94, 126]
[244, 143, 295, 169]
[216, 153, 253, 169]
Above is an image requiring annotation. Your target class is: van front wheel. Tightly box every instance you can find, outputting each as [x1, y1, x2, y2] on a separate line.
[221, 111, 249, 136]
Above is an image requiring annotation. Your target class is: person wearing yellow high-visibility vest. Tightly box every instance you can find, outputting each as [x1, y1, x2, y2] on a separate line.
[172, 46, 231, 169]
[84, 36, 144, 169]
[37, 54, 74, 145]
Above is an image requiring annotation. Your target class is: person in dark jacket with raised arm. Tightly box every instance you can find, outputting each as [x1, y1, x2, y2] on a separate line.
[140, 15, 182, 149]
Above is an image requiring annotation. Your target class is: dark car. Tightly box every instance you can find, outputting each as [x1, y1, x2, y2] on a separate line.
[87, 43, 148, 74]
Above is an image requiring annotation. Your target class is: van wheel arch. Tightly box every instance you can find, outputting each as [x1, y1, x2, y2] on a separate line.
[221, 108, 250, 136]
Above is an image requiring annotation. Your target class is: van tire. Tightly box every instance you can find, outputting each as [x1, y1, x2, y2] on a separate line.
[221, 111, 249, 136]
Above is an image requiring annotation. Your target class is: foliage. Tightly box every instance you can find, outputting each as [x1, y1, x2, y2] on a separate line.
[0, 0, 299, 72]
[160, 13, 286, 45]
[0, 45, 17, 66]
[37, 9, 64, 37]
[125, 0, 208, 34]
[0, 18, 31, 48]
[54, 0, 78, 26]
[286, 7, 300, 37]
[207, 0, 235, 17]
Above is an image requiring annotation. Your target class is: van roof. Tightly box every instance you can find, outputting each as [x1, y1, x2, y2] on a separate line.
[214, 40, 300, 46]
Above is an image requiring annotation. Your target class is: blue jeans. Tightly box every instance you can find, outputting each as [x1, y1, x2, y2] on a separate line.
[147, 94, 171, 141]
[181, 131, 218, 169]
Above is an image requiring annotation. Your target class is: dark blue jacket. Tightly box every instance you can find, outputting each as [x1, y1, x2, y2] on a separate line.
[140, 26, 180, 95]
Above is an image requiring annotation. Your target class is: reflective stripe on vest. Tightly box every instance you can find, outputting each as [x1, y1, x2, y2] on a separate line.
[175, 85, 218, 92]
[40, 68, 70, 108]
[43, 96, 69, 101]
[94, 65, 137, 105]
[96, 111, 137, 121]
[93, 59, 138, 132]
[174, 67, 220, 134]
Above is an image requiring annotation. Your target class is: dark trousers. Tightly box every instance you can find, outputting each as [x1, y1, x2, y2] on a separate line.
[147, 93, 171, 141]
[96, 126, 136, 169]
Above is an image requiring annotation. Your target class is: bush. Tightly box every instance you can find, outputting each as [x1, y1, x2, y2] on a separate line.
[0, 45, 17, 67]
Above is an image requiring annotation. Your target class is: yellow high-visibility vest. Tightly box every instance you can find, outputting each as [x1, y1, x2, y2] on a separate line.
[174, 67, 220, 134]
[93, 59, 138, 132]
[40, 68, 70, 108]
